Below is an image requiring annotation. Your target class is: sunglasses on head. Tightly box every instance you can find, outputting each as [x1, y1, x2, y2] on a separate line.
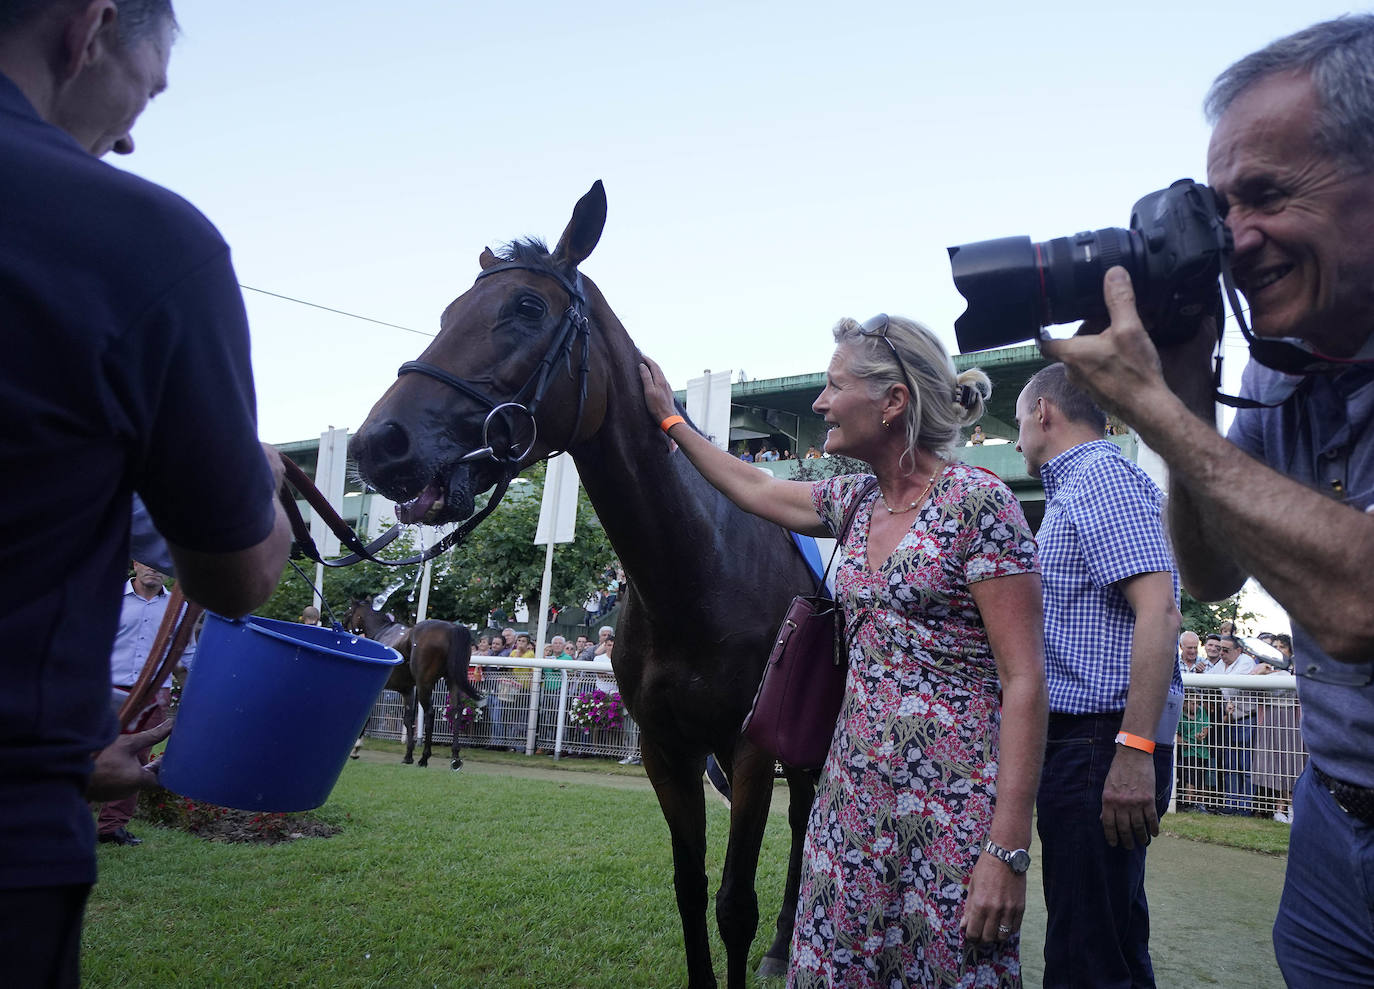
[858, 313, 919, 400]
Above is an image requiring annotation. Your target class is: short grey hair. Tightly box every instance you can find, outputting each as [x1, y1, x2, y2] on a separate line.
[1204, 14, 1374, 169]
[0, 0, 177, 43]
[832, 315, 990, 468]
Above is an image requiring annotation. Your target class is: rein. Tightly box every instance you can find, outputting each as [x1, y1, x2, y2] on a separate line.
[276, 261, 592, 570]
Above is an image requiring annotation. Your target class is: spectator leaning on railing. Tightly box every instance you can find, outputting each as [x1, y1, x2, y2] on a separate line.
[1204, 635, 1259, 815]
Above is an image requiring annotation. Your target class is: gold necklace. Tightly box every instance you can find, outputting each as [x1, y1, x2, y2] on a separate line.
[880, 461, 945, 515]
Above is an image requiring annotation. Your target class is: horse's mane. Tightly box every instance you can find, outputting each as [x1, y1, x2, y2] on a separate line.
[494, 238, 554, 268]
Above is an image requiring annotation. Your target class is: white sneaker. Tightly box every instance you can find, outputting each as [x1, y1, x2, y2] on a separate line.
[1273, 811, 1291, 824]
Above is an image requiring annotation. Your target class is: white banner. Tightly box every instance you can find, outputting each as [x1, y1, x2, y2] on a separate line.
[535, 452, 580, 545]
[310, 426, 350, 557]
[685, 369, 733, 450]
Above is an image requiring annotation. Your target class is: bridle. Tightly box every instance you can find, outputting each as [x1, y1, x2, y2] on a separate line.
[398, 260, 594, 465]
[279, 260, 594, 569]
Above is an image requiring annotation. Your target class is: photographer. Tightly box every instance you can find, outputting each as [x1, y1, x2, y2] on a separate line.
[1041, 16, 1374, 984]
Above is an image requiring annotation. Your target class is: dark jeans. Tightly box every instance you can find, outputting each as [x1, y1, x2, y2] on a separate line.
[1217, 717, 1256, 813]
[1273, 767, 1374, 987]
[0, 883, 90, 988]
[1037, 712, 1173, 989]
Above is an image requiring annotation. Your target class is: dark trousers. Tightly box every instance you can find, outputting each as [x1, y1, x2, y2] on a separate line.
[1217, 717, 1256, 814]
[0, 883, 90, 988]
[1037, 712, 1173, 989]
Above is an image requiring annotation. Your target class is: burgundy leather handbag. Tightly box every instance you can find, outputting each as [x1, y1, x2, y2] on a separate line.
[742, 478, 877, 770]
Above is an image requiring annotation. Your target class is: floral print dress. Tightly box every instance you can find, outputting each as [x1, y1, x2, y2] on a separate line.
[789, 466, 1038, 989]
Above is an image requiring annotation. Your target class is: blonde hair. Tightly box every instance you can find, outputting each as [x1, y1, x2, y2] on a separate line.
[833, 315, 990, 468]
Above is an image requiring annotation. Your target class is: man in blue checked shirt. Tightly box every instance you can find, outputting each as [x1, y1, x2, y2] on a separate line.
[1015, 363, 1182, 989]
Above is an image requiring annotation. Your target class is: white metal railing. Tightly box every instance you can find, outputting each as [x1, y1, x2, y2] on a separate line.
[361, 665, 1308, 818]
[1175, 672, 1304, 819]
[361, 657, 640, 762]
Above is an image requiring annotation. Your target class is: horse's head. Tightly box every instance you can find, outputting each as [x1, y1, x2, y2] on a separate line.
[351, 181, 612, 525]
[343, 597, 373, 634]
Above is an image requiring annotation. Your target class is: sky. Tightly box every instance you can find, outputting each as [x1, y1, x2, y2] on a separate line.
[119, 1, 1365, 445]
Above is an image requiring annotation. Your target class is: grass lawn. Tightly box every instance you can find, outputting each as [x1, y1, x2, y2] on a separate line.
[86, 748, 783, 988]
[85, 744, 1290, 987]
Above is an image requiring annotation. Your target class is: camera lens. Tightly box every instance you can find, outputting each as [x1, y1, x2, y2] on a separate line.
[948, 228, 1145, 354]
[945, 237, 1042, 353]
[1038, 227, 1144, 326]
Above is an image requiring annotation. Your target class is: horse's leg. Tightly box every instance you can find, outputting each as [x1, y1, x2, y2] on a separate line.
[417, 685, 434, 768]
[758, 765, 816, 978]
[351, 733, 363, 760]
[450, 693, 463, 771]
[714, 742, 779, 989]
[642, 740, 717, 989]
[402, 687, 418, 764]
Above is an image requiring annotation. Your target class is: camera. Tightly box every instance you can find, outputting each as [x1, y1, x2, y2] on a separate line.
[946, 179, 1231, 354]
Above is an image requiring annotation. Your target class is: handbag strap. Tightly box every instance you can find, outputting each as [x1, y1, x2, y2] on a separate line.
[816, 476, 879, 597]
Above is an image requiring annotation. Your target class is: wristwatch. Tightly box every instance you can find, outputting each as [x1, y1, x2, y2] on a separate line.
[983, 839, 1032, 875]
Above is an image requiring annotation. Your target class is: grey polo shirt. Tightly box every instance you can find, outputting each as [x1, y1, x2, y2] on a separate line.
[1229, 360, 1374, 787]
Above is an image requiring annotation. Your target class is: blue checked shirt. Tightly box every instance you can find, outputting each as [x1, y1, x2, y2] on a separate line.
[1038, 440, 1181, 714]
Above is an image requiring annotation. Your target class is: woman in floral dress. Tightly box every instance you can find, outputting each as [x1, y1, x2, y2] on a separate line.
[640, 314, 1048, 987]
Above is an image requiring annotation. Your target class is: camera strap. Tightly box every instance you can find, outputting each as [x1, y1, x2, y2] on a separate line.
[1214, 260, 1374, 409]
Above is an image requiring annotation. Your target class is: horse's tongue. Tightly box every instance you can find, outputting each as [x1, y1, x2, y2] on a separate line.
[395, 483, 440, 523]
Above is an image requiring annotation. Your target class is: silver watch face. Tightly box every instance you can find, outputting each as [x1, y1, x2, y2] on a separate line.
[1008, 849, 1032, 874]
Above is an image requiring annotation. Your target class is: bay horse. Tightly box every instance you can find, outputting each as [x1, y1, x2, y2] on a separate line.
[349, 182, 818, 987]
[344, 597, 479, 770]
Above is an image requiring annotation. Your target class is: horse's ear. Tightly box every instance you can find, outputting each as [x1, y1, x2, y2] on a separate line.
[479, 247, 500, 269]
[552, 180, 606, 270]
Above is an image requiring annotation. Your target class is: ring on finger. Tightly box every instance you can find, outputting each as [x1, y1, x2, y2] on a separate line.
[997, 924, 1012, 936]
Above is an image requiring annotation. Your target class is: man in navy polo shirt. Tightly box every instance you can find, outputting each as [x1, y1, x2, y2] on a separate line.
[1015, 363, 1182, 988]
[0, 1, 290, 984]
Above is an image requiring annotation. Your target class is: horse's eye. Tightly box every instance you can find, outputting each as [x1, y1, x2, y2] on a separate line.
[516, 297, 546, 320]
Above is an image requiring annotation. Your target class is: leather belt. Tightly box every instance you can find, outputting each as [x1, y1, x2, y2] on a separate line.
[1314, 765, 1374, 827]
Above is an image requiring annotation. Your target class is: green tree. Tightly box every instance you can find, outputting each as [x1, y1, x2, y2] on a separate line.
[425, 460, 616, 624]
[258, 461, 617, 628]
[790, 454, 868, 481]
[1179, 590, 1256, 637]
[257, 531, 424, 625]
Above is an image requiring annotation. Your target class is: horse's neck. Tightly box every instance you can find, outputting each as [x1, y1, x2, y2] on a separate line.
[361, 609, 403, 640]
[568, 308, 801, 620]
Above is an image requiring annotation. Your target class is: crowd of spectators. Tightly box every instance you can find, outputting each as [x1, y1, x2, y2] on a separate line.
[1176, 627, 1304, 822]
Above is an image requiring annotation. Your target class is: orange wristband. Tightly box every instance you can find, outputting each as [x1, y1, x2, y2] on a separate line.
[1114, 731, 1156, 754]
[659, 414, 685, 433]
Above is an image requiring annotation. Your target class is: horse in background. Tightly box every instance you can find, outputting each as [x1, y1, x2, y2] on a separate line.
[349, 181, 818, 987]
[345, 597, 479, 770]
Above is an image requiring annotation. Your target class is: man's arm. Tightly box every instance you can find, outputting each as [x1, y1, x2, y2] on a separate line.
[1043, 268, 1374, 661]
[1100, 571, 1180, 849]
[167, 442, 291, 618]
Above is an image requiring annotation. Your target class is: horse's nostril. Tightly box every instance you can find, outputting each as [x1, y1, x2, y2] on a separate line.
[376, 421, 411, 461]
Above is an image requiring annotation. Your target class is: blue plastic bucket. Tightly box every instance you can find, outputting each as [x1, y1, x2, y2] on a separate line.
[160, 614, 402, 812]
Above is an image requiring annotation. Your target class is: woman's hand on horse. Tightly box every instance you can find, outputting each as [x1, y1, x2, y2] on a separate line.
[637, 354, 678, 424]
